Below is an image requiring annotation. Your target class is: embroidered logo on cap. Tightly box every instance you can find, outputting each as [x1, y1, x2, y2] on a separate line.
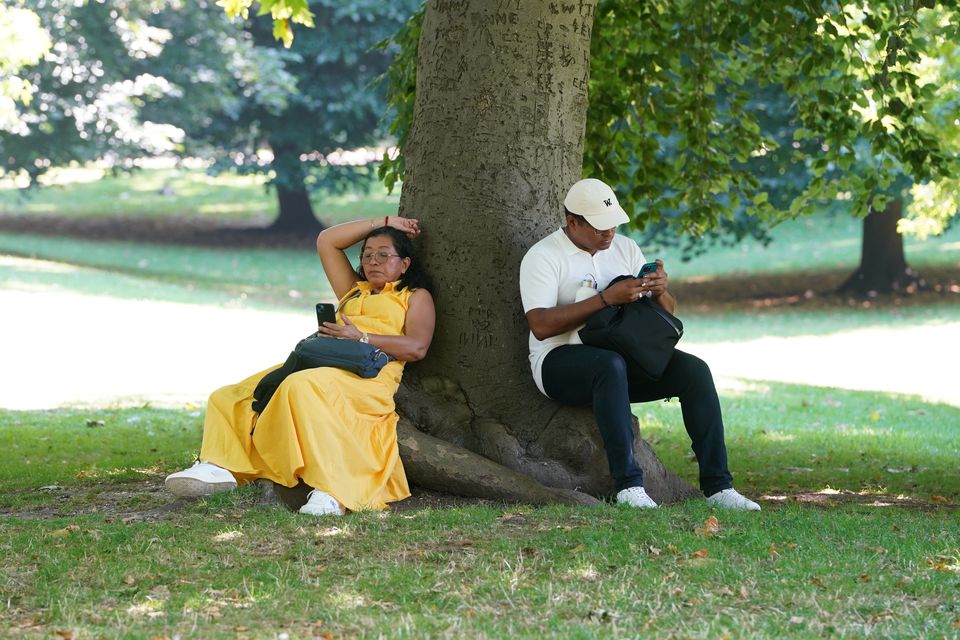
[603, 198, 612, 206]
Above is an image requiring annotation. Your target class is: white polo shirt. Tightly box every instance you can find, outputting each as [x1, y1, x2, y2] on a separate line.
[519, 227, 645, 395]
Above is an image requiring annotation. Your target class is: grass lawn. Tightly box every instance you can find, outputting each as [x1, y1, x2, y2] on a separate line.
[1, 388, 958, 639]
[1, 167, 959, 638]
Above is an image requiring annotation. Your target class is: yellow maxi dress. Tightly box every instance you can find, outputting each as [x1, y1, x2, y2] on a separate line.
[198, 280, 412, 511]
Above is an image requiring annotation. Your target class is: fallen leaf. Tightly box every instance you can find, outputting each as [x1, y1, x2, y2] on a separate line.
[768, 544, 780, 558]
[694, 515, 720, 537]
[691, 548, 709, 559]
[931, 495, 950, 504]
[124, 575, 136, 586]
[870, 546, 887, 554]
[859, 573, 872, 582]
[49, 525, 81, 538]
[789, 616, 804, 625]
[647, 545, 662, 556]
[55, 631, 75, 640]
[570, 544, 586, 553]
[739, 585, 749, 599]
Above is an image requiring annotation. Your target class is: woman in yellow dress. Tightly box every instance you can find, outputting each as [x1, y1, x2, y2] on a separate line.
[165, 216, 436, 516]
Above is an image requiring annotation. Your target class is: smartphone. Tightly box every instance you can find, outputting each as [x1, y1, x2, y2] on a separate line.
[316, 302, 336, 327]
[639, 261, 659, 277]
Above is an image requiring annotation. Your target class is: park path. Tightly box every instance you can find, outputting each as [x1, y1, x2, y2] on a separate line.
[2, 258, 958, 410]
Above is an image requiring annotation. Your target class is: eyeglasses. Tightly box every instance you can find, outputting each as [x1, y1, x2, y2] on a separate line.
[579, 219, 617, 236]
[360, 251, 401, 264]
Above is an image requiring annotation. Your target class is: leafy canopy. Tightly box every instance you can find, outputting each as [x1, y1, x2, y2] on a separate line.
[372, 1, 960, 246]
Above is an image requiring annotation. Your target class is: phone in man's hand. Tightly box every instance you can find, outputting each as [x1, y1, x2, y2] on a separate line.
[316, 302, 336, 327]
[639, 261, 659, 277]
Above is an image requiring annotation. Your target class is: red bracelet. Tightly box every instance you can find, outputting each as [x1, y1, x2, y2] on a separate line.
[384, 215, 389, 227]
[598, 291, 609, 307]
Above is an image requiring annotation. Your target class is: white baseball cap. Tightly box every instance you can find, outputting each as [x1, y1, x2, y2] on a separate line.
[563, 178, 629, 230]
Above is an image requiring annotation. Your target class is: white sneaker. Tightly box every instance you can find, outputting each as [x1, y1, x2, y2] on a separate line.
[299, 489, 344, 516]
[165, 461, 237, 498]
[706, 488, 761, 511]
[616, 486, 658, 509]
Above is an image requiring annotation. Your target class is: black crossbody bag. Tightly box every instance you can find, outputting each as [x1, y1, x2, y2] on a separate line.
[251, 292, 393, 415]
[578, 274, 684, 381]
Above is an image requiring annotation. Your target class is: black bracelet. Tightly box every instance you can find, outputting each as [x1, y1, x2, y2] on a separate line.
[598, 291, 609, 307]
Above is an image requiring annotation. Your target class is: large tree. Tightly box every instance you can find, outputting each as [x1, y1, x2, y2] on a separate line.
[236, 0, 960, 503]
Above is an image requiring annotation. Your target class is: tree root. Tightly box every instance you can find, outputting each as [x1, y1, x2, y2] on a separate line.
[397, 419, 599, 506]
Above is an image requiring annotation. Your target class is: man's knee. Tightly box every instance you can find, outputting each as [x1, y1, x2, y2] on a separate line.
[592, 349, 628, 383]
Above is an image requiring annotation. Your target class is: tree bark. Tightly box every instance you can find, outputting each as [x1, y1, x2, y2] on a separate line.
[268, 142, 324, 233]
[393, 0, 698, 505]
[838, 198, 924, 296]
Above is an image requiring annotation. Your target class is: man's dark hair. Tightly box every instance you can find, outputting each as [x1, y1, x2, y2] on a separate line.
[356, 226, 434, 293]
[564, 207, 587, 226]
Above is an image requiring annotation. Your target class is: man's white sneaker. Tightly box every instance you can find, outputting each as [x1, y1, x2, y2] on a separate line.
[165, 461, 237, 498]
[616, 486, 658, 509]
[299, 489, 344, 517]
[705, 488, 761, 511]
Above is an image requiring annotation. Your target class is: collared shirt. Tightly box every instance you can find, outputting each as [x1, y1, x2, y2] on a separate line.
[519, 228, 645, 395]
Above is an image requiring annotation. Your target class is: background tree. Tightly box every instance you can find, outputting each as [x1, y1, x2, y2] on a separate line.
[147, 0, 420, 232]
[585, 0, 960, 295]
[4, 0, 416, 234]
[0, 3, 51, 135]
[0, 0, 184, 183]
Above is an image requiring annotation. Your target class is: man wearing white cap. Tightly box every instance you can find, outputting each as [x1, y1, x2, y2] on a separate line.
[519, 178, 760, 510]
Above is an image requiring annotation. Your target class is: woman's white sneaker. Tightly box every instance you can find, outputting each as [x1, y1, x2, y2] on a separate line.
[299, 489, 344, 516]
[705, 488, 761, 511]
[165, 461, 237, 497]
[616, 486, 658, 508]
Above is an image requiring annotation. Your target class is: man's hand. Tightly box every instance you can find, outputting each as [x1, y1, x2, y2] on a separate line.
[641, 259, 669, 299]
[602, 261, 668, 304]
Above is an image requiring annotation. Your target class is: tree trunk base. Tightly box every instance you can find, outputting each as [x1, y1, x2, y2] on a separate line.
[836, 266, 925, 297]
[395, 377, 700, 507]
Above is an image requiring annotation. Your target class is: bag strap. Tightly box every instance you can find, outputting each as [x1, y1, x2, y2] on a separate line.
[333, 286, 396, 362]
[335, 287, 363, 315]
[641, 298, 683, 337]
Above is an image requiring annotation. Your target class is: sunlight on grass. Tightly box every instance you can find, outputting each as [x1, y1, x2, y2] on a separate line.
[761, 431, 797, 442]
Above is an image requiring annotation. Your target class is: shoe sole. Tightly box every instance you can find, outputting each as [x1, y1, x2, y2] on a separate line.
[165, 477, 236, 498]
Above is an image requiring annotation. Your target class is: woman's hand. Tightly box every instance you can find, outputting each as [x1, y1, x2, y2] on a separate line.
[386, 216, 421, 239]
[318, 315, 366, 341]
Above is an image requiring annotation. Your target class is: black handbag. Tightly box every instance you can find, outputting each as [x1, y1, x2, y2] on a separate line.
[578, 275, 684, 381]
[251, 334, 393, 414]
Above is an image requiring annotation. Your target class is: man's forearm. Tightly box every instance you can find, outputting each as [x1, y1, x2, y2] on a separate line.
[526, 293, 608, 341]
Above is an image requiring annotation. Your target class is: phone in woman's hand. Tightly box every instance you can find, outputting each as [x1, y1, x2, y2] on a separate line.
[316, 303, 336, 327]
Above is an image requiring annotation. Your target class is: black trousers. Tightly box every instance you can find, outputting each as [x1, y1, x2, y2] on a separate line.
[542, 345, 733, 496]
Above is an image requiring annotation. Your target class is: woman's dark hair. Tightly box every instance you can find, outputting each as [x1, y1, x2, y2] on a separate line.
[356, 226, 434, 293]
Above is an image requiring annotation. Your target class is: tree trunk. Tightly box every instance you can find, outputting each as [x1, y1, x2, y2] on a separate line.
[838, 198, 924, 296]
[269, 142, 324, 233]
[393, 0, 698, 505]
